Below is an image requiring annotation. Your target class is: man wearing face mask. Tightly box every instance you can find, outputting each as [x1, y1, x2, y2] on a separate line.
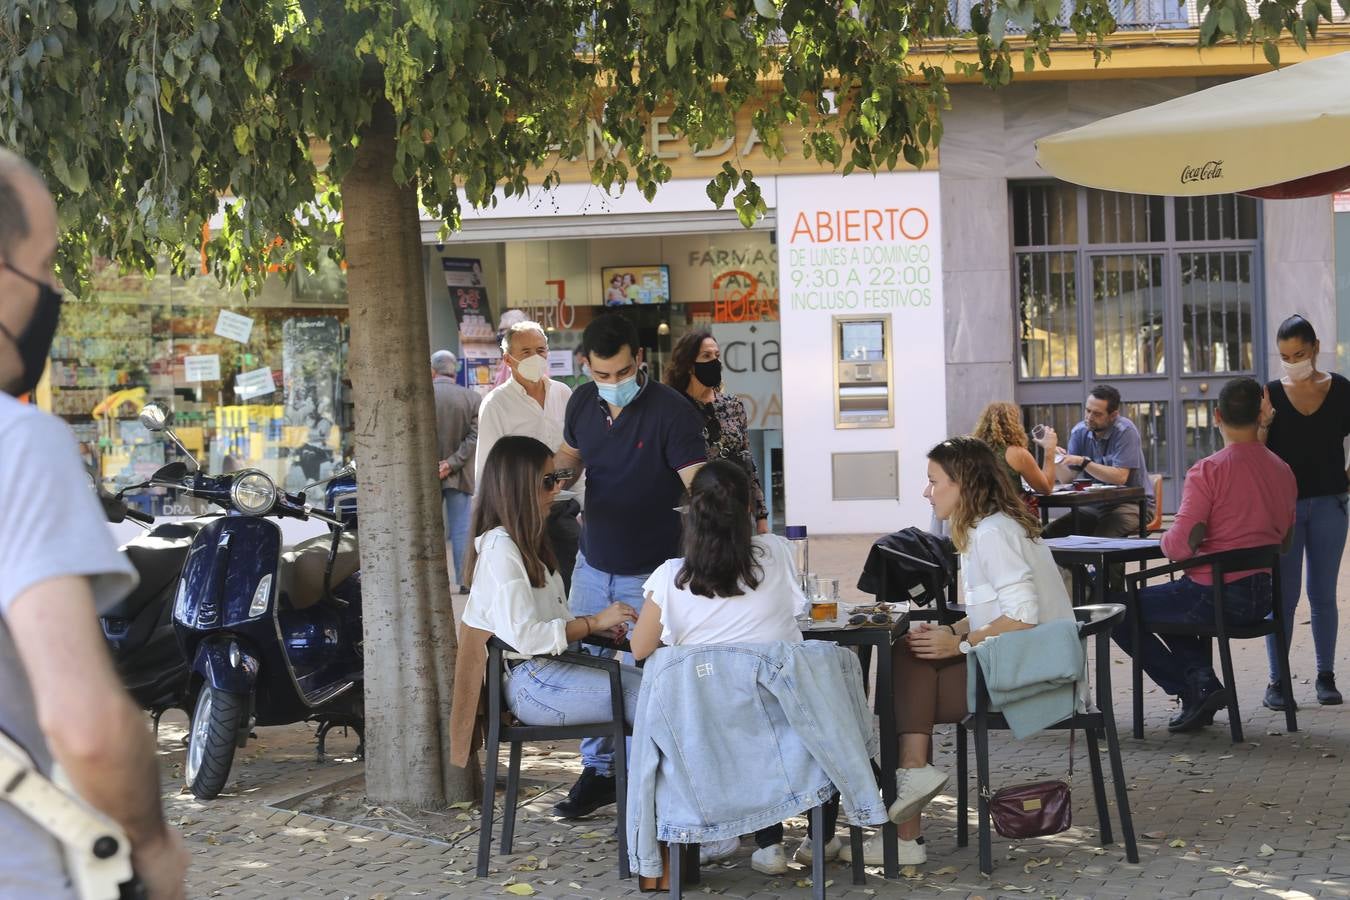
[551, 313, 706, 819]
[0, 150, 188, 897]
[474, 320, 582, 590]
[1045, 383, 1155, 539]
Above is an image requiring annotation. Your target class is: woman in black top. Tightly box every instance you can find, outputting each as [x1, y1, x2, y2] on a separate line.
[1260, 315, 1347, 707]
[664, 330, 770, 533]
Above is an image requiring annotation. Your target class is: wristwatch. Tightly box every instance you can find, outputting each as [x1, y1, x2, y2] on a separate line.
[959, 640, 973, 655]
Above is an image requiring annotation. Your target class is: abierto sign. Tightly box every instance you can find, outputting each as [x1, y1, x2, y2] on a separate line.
[777, 171, 946, 535]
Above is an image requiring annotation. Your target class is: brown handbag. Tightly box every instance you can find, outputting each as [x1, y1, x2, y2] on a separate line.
[987, 730, 1074, 839]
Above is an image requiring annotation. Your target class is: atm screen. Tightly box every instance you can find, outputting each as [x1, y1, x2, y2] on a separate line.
[840, 321, 886, 362]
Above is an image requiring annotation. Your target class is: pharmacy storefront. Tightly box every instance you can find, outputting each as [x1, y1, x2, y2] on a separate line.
[426, 132, 946, 534]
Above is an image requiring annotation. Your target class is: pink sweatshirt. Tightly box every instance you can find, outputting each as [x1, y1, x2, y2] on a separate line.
[1161, 441, 1297, 585]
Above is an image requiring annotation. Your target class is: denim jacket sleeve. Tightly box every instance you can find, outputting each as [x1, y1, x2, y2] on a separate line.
[627, 654, 667, 879]
[768, 643, 889, 828]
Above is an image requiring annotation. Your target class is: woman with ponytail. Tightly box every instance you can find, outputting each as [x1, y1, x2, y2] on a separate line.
[629, 460, 829, 875]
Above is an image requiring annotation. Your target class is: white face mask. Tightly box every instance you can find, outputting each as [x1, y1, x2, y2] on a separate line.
[1283, 358, 1314, 382]
[514, 353, 548, 383]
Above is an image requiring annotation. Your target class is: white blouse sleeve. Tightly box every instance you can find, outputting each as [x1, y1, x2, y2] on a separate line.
[970, 524, 1041, 626]
[466, 536, 569, 656]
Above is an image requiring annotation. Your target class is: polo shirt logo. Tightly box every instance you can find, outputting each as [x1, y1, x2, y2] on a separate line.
[637, 440, 644, 450]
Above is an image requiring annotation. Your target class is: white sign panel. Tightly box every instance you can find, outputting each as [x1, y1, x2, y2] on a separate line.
[776, 171, 945, 535]
[234, 367, 276, 400]
[547, 350, 574, 378]
[183, 354, 221, 383]
[1336, 192, 1350, 213]
[214, 310, 255, 343]
[710, 322, 782, 430]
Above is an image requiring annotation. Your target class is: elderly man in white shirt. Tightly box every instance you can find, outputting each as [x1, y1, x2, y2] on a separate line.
[475, 320, 582, 589]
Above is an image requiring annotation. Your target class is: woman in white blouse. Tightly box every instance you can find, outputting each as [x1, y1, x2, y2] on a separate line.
[844, 436, 1074, 868]
[461, 436, 639, 731]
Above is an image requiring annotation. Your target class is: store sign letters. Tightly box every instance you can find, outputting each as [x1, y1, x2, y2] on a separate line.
[784, 208, 935, 312]
[214, 310, 255, 343]
[184, 354, 221, 383]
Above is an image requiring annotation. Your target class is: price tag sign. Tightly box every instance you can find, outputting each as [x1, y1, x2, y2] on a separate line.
[214, 310, 255, 343]
[183, 354, 221, 382]
[547, 350, 574, 378]
[234, 367, 276, 400]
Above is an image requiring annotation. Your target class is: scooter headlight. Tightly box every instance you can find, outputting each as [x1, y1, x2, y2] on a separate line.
[230, 470, 277, 516]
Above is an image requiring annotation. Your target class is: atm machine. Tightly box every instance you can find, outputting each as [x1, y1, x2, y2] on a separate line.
[833, 315, 894, 428]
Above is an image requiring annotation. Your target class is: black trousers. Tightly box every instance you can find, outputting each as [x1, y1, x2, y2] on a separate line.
[754, 794, 839, 848]
[547, 498, 581, 595]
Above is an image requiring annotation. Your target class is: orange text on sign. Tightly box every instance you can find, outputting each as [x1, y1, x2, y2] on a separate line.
[788, 208, 930, 244]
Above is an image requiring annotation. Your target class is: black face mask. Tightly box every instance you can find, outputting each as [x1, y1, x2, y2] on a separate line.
[0, 264, 64, 396]
[693, 358, 723, 390]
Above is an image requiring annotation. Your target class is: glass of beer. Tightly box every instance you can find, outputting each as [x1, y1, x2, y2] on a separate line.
[810, 576, 839, 622]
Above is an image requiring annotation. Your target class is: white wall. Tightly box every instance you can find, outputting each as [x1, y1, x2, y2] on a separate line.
[776, 173, 947, 535]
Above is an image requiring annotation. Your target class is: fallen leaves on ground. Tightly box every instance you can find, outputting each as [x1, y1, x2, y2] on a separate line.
[1258, 844, 1276, 857]
[503, 884, 536, 896]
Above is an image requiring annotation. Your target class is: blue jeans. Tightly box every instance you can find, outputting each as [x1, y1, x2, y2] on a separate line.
[568, 549, 651, 776]
[1267, 494, 1347, 680]
[506, 657, 642, 730]
[442, 488, 473, 586]
[1112, 573, 1272, 698]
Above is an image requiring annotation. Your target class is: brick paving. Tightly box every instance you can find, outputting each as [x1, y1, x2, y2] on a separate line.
[164, 534, 1350, 899]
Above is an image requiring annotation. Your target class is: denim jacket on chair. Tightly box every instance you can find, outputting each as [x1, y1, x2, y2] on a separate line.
[626, 641, 888, 878]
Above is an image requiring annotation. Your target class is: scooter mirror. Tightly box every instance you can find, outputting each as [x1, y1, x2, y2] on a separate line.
[151, 461, 189, 482]
[139, 404, 170, 432]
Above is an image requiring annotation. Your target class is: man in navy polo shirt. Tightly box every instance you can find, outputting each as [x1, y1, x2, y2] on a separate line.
[552, 314, 706, 819]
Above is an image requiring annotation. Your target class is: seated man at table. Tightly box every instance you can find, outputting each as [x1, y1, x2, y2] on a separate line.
[1111, 377, 1296, 733]
[1045, 384, 1155, 539]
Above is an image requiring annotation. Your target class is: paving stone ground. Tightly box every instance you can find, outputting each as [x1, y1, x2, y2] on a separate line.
[164, 534, 1350, 899]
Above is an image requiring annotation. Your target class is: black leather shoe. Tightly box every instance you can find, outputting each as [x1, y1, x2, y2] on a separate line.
[1169, 675, 1229, 733]
[552, 767, 617, 819]
[1316, 672, 1343, 706]
[1263, 681, 1299, 711]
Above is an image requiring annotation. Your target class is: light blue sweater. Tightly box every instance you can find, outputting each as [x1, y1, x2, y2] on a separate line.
[966, 618, 1083, 739]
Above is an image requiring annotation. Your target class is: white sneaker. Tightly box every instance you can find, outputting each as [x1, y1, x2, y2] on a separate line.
[888, 765, 950, 824]
[698, 836, 740, 864]
[751, 843, 789, 875]
[793, 835, 843, 864]
[837, 832, 927, 866]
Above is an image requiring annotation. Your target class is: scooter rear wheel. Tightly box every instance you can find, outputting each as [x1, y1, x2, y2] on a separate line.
[185, 684, 244, 800]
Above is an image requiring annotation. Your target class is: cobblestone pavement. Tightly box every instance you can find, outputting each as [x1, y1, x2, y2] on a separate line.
[166, 534, 1350, 899]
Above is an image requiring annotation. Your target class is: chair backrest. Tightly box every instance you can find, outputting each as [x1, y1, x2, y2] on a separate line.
[1205, 545, 1280, 582]
[1147, 475, 1163, 533]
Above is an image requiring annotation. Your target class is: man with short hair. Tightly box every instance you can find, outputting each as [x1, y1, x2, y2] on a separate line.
[1047, 383, 1155, 538]
[431, 349, 480, 592]
[551, 314, 706, 819]
[474, 320, 581, 590]
[1112, 377, 1296, 732]
[0, 149, 188, 897]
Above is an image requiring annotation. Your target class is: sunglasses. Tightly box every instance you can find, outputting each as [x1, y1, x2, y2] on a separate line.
[543, 469, 575, 490]
[848, 612, 893, 626]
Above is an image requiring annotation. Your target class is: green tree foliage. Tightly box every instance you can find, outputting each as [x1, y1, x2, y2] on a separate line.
[2, 0, 1341, 292]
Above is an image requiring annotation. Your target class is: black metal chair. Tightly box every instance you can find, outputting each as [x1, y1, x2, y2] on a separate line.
[476, 636, 632, 878]
[956, 604, 1139, 876]
[1125, 545, 1297, 743]
[663, 804, 866, 899]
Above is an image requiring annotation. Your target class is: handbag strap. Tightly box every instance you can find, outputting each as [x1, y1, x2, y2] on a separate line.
[1067, 727, 1076, 781]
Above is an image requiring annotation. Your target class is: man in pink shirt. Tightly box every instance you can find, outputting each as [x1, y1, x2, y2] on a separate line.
[1113, 377, 1297, 733]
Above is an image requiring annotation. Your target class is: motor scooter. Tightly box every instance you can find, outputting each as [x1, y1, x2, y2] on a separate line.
[136, 404, 364, 800]
[95, 467, 211, 724]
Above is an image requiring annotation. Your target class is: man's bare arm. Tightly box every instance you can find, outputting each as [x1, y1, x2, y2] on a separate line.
[7, 577, 187, 896]
[555, 443, 585, 488]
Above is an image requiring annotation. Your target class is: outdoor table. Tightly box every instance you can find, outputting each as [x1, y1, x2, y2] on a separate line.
[1046, 536, 1165, 608]
[1039, 485, 1148, 538]
[800, 612, 909, 880]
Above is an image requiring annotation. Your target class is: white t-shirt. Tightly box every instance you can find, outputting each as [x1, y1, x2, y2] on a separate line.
[0, 395, 137, 899]
[643, 534, 807, 647]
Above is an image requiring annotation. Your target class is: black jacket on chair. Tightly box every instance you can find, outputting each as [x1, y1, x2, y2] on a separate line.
[856, 527, 957, 607]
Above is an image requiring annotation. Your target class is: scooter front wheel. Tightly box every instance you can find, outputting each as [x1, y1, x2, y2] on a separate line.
[185, 684, 245, 800]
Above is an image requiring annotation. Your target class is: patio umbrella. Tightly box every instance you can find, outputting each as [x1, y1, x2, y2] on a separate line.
[1035, 51, 1350, 199]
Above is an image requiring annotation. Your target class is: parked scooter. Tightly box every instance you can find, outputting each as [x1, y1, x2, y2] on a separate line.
[136, 403, 364, 800]
[96, 468, 210, 724]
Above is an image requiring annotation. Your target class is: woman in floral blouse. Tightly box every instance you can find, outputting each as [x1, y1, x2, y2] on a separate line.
[665, 330, 770, 533]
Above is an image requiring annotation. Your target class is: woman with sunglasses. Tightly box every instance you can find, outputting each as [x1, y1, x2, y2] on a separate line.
[664, 330, 769, 534]
[460, 436, 641, 730]
[841, 436, 1075, 868]
[630, 460, 840, 875]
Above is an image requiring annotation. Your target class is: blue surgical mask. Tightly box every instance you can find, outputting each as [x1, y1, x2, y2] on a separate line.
[597, 373, 640, 408]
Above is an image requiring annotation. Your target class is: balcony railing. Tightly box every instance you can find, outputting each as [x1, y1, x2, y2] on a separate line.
[949, 0, 1348, 33]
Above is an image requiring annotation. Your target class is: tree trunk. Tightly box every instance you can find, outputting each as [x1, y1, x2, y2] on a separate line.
[342, 100, 477, 808]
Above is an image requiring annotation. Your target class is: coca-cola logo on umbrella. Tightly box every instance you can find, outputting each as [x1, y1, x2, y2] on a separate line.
[1180, 161, 1224, 184]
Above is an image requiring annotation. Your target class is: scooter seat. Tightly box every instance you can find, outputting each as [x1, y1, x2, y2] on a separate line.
[279, 530, 360, 610]
[109, 521, 207, 621]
